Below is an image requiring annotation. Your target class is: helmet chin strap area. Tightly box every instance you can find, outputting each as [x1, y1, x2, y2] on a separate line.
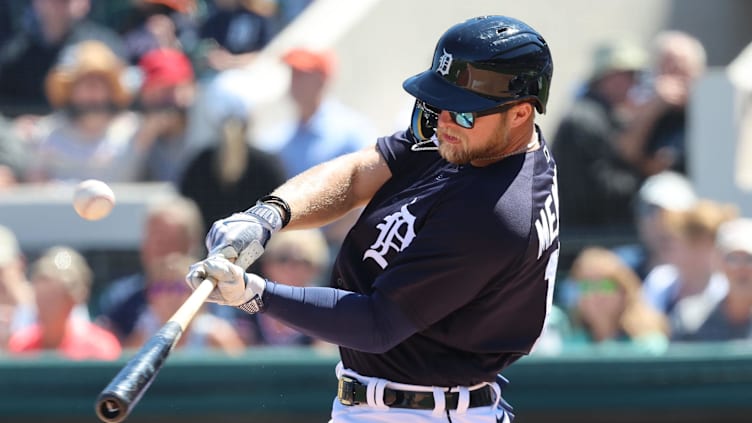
[410, 136, 439, 151]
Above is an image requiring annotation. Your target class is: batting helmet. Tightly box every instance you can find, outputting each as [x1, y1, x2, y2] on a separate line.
[403, 15, 553, 114]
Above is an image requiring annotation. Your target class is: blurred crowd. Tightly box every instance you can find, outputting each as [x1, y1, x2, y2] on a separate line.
[540, 30, 752, 355]
[0, 0, 377, 359]
[1, 1, 751, 361]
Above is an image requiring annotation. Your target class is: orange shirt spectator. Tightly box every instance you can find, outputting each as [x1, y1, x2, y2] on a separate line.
[9, 318, 121, 360]
[7, 246, 121, 360]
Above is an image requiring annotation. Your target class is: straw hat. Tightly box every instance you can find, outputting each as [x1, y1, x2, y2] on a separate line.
[45, 41, 131, 108]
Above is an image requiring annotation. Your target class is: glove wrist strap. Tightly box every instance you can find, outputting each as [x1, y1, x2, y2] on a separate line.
[237, 294, 264, 314]
[236, 274, 267, 314]
[245, 203, 284, 232]
[258, 195, 292, 228]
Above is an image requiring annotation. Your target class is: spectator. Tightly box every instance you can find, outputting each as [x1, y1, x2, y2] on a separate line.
[197, 0, 274, 75]
[25, 40, 141, 183]
[96, 195, 205, 342]
[552, 40, 648, 237]
[119, 0, 202, 64]
[241, 229, 330, 346]
[613, 171, 698, 280]
[0, 225, 34, 350]
[618, 31, 707, 176]
[8, 246, 121, 360]
[124, 253, 246, 353]
[564, 247, 669, 353]
[642, 199, 738, 315]
[133, 48, 202, 184]
[0, 114, 29, 188]
[671, 218, 752, 341]
[179, 78, 286, 231]
[0, 0, 127, 117]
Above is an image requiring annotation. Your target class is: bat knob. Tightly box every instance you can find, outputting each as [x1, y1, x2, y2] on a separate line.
[96, 397, 126, 423]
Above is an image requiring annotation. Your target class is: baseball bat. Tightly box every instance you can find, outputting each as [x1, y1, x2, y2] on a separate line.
[94, 277, 216, 423]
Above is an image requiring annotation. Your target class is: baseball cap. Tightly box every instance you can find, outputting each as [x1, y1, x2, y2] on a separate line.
[138, 48, 194, 92]
[638, 171, 698, 212]
[591, 40, 647, 81]
[717, 218, 752, 255]
[144, 0, 196, 13]
[282, 48, 337, 78]
[0, 225, 20, 266]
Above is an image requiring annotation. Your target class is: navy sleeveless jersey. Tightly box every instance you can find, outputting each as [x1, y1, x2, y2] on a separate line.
[331, 128, 560, 387]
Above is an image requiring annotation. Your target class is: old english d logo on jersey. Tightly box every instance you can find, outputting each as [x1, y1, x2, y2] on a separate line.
[363, 201, 417, 269]
[436, 49, 453, 76]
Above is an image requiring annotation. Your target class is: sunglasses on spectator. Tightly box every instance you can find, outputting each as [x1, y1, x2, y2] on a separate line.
[576, 278, 619, 294]
[723, 252, 752, 267]
[414, 100, 518, 129]
[148, 280, 190, 295]
[267, 255, 316, 269]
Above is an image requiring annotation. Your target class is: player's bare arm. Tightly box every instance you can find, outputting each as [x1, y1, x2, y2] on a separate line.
[273, 143, 391, 230]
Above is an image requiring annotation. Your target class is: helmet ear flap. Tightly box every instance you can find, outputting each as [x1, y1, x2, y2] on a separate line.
[409, 100, 436, 140]
[407, 100, 440, 150]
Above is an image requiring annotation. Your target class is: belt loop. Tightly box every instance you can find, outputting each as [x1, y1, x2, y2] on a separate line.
[489, 382, 502, 409]
[369, 378, 390, 410]
[431, 387, 446, 417]
[456, 386, 470, 414]
[335, 362, 345, 379]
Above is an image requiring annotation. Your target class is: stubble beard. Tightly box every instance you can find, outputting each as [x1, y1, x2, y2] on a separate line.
[437, 123, 510, 165]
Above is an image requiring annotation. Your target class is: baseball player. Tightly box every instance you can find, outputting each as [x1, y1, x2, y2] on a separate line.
[186, 15, 558, 423]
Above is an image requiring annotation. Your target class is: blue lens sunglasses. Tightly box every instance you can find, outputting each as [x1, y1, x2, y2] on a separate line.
[416, 100, 518, 129]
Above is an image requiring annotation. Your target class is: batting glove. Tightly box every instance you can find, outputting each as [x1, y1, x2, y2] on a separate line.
[186, 256, 266, 310]
[205, 202, 284, 270]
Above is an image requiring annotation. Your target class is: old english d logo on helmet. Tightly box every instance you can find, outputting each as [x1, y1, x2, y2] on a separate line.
[437, 49, 453, 76]
[403, 15, 553, 114]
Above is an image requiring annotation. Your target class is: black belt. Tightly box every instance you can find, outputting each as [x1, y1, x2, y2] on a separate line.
[337, 376, 495, 409]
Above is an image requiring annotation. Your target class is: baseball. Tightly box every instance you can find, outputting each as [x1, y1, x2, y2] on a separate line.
[73, 179, 116, 221]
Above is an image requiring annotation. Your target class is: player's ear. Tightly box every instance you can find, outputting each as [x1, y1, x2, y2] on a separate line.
[508, 102, 534, 128]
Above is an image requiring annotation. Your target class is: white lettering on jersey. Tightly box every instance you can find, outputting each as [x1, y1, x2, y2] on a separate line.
[534, 165, 560, 259]
[363, 201, 417, 269]
[437, 49, 453, 76]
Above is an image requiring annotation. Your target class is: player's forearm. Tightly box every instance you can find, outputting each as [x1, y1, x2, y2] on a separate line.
[271, 144, 390, 230]
[260, 281, 416, 353]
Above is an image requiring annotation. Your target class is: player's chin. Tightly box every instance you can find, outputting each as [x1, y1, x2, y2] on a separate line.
[437, 142, 470, 165]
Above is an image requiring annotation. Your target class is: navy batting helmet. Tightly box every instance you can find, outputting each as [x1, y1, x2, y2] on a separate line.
[403, 15, 553, 114]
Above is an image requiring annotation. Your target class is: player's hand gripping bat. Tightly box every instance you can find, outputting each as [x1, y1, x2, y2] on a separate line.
[94, 246, 247, 423]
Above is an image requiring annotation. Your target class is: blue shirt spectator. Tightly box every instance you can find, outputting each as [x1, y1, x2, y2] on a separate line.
[261, 47, 376, 178]
[265, 99, 376, 178]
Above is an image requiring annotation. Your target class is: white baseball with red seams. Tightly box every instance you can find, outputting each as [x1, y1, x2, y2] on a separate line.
[73, 179, 116, 220]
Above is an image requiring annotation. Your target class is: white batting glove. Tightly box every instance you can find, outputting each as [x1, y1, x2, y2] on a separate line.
[205, 203, 283, 270]
[185, 256, 266, 310]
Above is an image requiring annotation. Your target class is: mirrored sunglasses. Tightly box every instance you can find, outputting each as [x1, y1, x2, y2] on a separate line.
[415, 100, 517, 129]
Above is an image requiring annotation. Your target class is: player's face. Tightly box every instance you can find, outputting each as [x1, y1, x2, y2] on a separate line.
[435, 108, 512, 165]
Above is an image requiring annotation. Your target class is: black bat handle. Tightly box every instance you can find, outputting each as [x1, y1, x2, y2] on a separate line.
[95, 321, 183, 423]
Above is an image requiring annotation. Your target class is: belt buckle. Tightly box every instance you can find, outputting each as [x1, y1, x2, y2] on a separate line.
[337, 376, 358, 406]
